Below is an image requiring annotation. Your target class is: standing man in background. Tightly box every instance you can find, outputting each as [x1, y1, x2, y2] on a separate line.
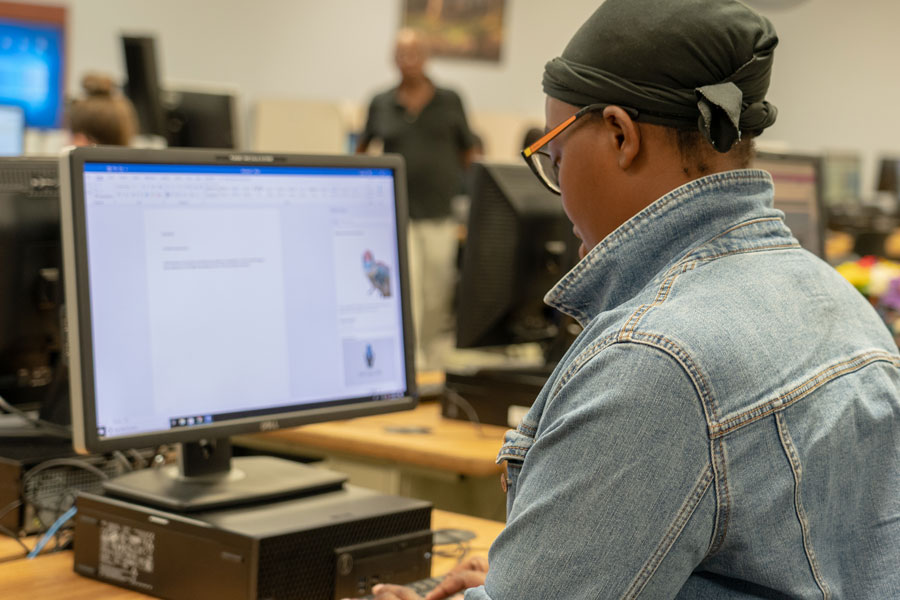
[357, 28, 476, 371]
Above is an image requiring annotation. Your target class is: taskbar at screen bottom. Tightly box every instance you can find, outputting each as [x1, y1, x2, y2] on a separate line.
[95, 390, 410, 440]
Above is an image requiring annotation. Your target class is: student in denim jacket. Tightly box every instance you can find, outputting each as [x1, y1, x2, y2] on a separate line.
[373, 1, 900, 598]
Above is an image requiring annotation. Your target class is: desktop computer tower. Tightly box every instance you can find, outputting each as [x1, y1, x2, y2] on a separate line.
[443, 366, 550, 428]
[73, 486, 432, 600]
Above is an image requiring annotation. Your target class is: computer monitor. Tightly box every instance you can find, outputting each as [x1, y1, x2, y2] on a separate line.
[876, 157, 900, 200]
[752, 151, 826, 258]
[0, 2, 66, 129]
[821, 152, 861, 208]
[456, 161, 579, 353]
[0, 157, 64, 416]
[0, 104, 24, 155]
[60, 147, 416, 511]
[165, 88, 239, 149]
[121, 35, 168, 138]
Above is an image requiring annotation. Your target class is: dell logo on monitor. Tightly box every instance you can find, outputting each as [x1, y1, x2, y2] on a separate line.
[260, 420, 280, 431]
[228, 154, 275, 163]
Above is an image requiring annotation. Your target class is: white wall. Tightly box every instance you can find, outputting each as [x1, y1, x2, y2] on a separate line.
[31, 0, 900, 189]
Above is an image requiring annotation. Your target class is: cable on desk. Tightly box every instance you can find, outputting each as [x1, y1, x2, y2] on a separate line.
[0, 499, 22, 524]
[432, 528, 477, 566]
[0, 395, 71, 438]
[111, 450, 135, 472]
[0, 499, 30, 555]
[0, 498, 30, 555]
[27, 506, 76, 559]
[127, 448, 149, 469]
[442, 388, 497, 438]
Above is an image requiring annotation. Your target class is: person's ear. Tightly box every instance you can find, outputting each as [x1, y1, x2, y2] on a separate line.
[602, 106, 640, 170]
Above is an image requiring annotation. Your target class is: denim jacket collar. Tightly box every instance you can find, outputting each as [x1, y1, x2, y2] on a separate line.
[545, 169, 777, 325]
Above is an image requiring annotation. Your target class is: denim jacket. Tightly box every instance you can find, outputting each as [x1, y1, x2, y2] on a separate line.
[466, 170, 900, 599]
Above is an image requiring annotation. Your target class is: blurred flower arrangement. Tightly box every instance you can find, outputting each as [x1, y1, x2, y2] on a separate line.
[835, 256, 900, 343]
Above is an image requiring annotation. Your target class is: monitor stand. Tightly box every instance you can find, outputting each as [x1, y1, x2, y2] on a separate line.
[102, 438, 346, 512]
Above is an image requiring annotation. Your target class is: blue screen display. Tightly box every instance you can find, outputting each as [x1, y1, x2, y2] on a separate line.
[0, 19, 64, 129]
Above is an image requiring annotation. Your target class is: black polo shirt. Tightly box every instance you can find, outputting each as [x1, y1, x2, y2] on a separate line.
[361, 85, 474, 220]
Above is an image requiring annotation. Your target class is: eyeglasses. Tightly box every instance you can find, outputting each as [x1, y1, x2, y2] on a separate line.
[521, 103, 639, 195]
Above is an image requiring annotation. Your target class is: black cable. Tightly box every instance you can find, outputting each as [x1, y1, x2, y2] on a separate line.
[112, 450, 134, 472]
[23, 458, 110, 514]
[442, 388, 494, 437]
[18, 458, 109, 547]
[0, 394, 71, 438]
[23, 458, 110, 483]
[0, 522, 30, 555]
[0, 499, 23, 524]
[127, 448, 148, 469]
[0, 499, 30, 555]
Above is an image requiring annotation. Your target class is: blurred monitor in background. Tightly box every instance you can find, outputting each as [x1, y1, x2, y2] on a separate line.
[0, 104, 25, 155]
[876, 157, 900, 207]
[121, 35, 168, 139]
[822, 152, 862, 208]
[164, 87, 238, 149]
[122, 35, 239, 149]
[752, 151, 825, 258]
[0, 3, 66, 129]
[0, 157, 64, 423]
[67, 73, 138, 146]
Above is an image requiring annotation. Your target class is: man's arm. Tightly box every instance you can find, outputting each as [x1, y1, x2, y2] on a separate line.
[467, 341, 717, 599]
[356, 97, 379, 154]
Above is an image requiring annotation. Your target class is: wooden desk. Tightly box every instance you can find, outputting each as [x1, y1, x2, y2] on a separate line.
[234, 402, 509, 521]
[0, 534, 29, 564]
[0, 534, 57, 564]
[0, 509, 504, 599]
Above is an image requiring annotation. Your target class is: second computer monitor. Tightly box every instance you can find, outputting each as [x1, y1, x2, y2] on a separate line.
[166, 88, 239, 149]
[457, 161, 579, 350]
[752, 151, 826, 258]
[0, 157, 62, 411]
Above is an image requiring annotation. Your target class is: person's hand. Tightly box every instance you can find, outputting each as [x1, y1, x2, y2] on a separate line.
[346, 556, 489, 600]
[424, 556, 489, 600]
[368, 583, 424, 599]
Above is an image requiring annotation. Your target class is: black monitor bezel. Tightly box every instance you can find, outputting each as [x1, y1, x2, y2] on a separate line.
[61, 146, 417, 454]
[121, 35, 168, 138]
[456, 160, 579, 350]
[754, 150, 827, 259]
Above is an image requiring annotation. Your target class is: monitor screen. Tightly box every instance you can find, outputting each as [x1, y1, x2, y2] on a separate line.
[752, 152, 825, 258]
[456, 162, 579, 352]
[0, 3, 66, 129]
[822, 152, 861, 208]
[0, 104, 24, 154]
[61, 148, 416, 458]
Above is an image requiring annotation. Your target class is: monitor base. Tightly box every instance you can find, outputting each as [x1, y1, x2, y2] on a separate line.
[103, 455, 347, 512]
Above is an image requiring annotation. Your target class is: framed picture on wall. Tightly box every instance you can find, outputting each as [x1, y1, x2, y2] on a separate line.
[401, 0, 505, 62]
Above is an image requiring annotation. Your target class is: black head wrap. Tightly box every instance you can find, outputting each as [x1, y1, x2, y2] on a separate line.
[543, 0, 778, 152]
